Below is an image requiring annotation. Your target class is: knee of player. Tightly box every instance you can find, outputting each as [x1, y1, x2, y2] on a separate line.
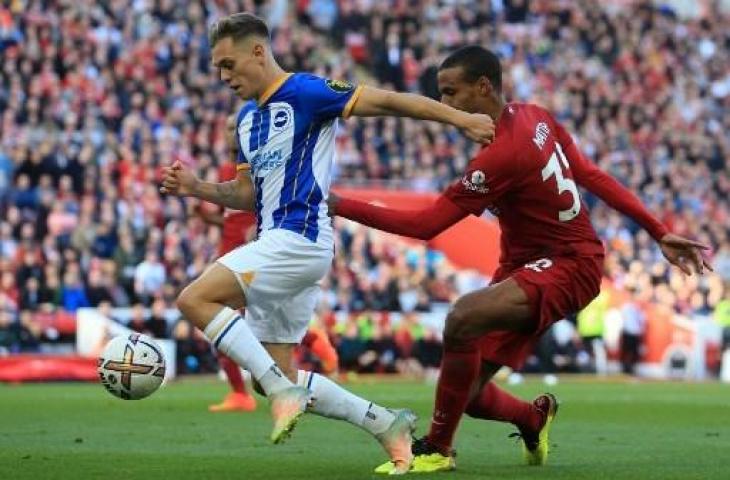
[443, 307, 470, 345]
[176, 286, 200, 318]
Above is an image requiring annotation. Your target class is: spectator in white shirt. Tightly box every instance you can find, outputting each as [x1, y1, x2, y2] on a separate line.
[134, 251, 166, 305]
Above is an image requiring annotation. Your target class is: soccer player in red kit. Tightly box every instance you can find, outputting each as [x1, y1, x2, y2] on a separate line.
[329, 46, 711, 473]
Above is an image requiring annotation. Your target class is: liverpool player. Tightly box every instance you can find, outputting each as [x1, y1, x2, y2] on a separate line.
[329, 46, 711, 473]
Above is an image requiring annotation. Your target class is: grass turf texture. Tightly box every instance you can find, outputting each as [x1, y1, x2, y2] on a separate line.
[1, 377, 728, 479]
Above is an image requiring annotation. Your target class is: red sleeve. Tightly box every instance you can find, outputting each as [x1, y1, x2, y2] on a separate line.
[555, 123, 669, 241]
[443, 140, 515, 215]
[336, 194, 469, 240]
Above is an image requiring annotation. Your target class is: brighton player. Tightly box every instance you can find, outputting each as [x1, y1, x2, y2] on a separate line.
[159, 13, 493, 473]
[329, 45, 711, 473]
[201, 115, 339, 412]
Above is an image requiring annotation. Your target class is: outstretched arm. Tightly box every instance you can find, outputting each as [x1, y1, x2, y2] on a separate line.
[560, 131, 712, 274]
[160, 161, 255, 211]
[349, 86, 494, 144]
[553, 118, 664, 240]
[329, 193, 469, 241]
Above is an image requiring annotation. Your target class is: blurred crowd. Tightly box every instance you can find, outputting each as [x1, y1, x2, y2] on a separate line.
[0, 1, 728, 374]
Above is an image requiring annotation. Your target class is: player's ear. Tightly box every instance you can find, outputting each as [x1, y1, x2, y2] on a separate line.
[251, 42, 265, 59]
[477, 76, 491, 96]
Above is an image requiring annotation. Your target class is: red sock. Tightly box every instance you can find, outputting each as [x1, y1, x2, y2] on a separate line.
[465, 381, 542, 432]
[426, 342, 481, 455]
[217, 352, 246, 394]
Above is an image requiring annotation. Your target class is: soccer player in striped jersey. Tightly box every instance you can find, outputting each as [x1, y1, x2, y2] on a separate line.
[160, 13, 493, 473]
[200, 115, 338, 413]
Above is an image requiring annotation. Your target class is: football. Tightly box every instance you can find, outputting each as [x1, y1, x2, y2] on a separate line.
[97, 334, 166, 400]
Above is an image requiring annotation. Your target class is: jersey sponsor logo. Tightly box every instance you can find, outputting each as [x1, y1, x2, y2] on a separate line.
[533, 122, 550, 150]
[461, 169, 489, 194]
[251, 148, 284, 173]
[326, 79, 354, 93]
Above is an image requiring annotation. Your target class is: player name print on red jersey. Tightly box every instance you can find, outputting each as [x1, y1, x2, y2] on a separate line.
[532, 122, 550, 150]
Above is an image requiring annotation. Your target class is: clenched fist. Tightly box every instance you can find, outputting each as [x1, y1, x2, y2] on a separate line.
[159, 161, 198, 197]
[458, 112, 495, 144]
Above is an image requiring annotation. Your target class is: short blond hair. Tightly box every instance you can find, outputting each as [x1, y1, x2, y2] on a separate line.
[208, 12, 270, 47]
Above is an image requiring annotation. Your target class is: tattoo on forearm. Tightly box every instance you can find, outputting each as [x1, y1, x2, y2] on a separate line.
[215, 182, 238, 204]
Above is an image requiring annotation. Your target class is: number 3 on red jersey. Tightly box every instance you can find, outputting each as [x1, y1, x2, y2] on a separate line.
[541, 142, 581, 222]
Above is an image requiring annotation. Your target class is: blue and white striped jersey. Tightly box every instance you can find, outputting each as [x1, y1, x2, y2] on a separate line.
[235, 73, 361, 247]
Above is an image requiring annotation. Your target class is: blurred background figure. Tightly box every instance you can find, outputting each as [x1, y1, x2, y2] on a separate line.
[619, 290, 646, 376]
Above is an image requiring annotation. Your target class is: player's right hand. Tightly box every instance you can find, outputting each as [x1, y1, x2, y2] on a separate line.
[160, 161, 197, 197]
[658, 233, 713, 275]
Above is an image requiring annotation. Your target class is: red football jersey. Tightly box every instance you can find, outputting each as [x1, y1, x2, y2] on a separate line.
[445, 103, 604, 266]
[218, 161, 238, 183]
[218, 162, 257, 255]
[220, 210, 257, 255]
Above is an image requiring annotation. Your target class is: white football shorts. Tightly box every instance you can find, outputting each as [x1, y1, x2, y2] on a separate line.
[216, 229, 333, 343]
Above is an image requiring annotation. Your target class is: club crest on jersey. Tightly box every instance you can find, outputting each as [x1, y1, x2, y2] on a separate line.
[461, 170, 489, 194]
[270, 106, 292, 132]
[326, 79, 354, 93]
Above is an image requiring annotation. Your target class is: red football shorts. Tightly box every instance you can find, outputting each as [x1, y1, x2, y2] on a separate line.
[478, 254, 603, 369]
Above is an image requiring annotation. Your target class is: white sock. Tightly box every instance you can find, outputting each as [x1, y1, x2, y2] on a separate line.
[297, 370, 395, 435]
[204, 307, 292, 395]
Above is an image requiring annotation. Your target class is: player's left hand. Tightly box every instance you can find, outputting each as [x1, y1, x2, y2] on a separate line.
[658, 233, 713, 275]
[459, 112, 495, 144]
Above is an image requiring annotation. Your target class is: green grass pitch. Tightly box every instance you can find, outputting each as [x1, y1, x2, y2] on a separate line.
[1, 377, 728, 479]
